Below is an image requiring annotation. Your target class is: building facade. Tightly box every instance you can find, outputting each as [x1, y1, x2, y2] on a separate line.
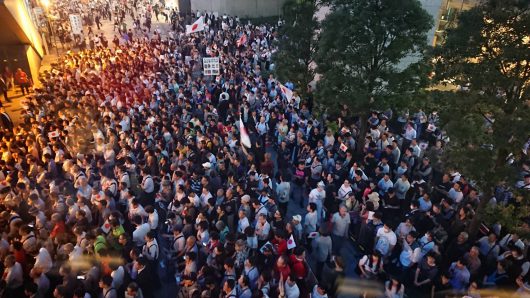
[190, 0, 287, 18]
[0, 0, 44, 84]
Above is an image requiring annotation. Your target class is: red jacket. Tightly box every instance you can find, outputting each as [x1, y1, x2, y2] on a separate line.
[50, 221, 66, 239]
[275, 264, 291, 281]
[272, 238, 287, 256]
[289, 255, 308, 280]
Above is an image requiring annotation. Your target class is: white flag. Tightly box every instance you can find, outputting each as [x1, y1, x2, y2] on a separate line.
[287, 234, 297, 249]
[279, 83, 293, 101]
[239, 117, 252, 148]
[186, 16, 206, 35]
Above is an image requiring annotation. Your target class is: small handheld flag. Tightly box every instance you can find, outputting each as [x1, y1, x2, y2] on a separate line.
[239, 117, 252, 148]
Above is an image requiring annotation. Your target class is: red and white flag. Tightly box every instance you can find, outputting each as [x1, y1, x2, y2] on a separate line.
[239, 116, 252, 148]
[279, 83, 293, 101]
[236, 33, 247, 47]
[340, 142, 348, 152]
[186, 16, 206, 35]
[287, 234, 297, 249]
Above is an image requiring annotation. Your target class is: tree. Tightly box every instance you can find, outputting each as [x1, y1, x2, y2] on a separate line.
[432, 0, 530, 239]
[274, 0, 319, 97]
[315, 0, 433, 152]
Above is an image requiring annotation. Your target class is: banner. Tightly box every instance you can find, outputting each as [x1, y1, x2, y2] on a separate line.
[69, 14, 83, 35]
[202, 57, 220, 76]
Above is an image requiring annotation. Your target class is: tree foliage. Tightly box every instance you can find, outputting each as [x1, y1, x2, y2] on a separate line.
[431, 0, 530, 237]
[274, 0, 319, 96]
[315, 0, 433, 149]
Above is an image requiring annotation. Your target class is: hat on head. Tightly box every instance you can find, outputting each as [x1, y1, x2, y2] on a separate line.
[292, 215, 302, 222]
[241, 195, 250, 203]
[317, 181, 325, 188]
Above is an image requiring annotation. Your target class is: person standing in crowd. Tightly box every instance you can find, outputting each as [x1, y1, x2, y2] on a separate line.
[0, 76, 9, 105]
[3, 66, 14, 91]
[14, 68, 30, 96]
[0, 5, 525, 298]
[0, 107, 13, 130]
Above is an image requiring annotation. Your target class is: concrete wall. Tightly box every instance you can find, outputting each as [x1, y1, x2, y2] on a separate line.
[3, 0, 44, 57]
[26, 45, 42, 84]
[191, 0, 286, 18]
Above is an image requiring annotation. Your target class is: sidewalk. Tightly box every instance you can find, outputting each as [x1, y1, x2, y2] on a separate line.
[5, 11, 172, 125]
[2, 54, 59, 125]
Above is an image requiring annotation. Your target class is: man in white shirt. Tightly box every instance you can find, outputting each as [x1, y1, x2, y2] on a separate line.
[398, 231, 421, 269]
[331, 205, 351, 254]
[238, 210, 250, 234]
[3, 255, 24, 294]
[145, 206, 159, 231]
[377, 174, 394, 196]
[132, 215, 151, 248]
[308, 181, 326, 221]
[375, 223, 398, 257]
[170, 227, 186, 261]
[142, 231, 159, 261]
[199, 187, 212, 208]
[129, 199, 148, 221]
[255, 214, 271, 246]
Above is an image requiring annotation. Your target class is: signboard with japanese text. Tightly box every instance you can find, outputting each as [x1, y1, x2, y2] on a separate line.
[202, 57, 220, 76]
[69, 14, 83, 35]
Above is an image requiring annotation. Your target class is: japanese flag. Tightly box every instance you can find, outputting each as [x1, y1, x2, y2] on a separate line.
[340, 142, 348, 152]
[101, 220, 111, 234]
[48, 131, 60, 139]
[287, 234, 296, 250]
[186, 16, 206, 35]
[236, 33, 247, 47]
[279, 83, 293, 101]
[239, 116, 252, 148]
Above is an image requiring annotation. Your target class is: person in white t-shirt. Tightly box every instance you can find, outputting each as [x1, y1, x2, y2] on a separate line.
[132, 215, 151, 247]
[375, 223, 397, 257]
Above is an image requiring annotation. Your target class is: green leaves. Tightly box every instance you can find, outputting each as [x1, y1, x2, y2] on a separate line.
[315, 0, 433, 116]
[434, 0, 530, 106]
[273, 0, 319, 95]
[431, 0, 530, 236]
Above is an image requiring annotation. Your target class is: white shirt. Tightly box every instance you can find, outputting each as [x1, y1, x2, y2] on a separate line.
[172, 234, 186, 255]
[142, 175, 154, 193]
[142, 238, 159, 260]
[133, 223, 151, 246]
[34, 247, 53, 273]
[5, 262, 24, 289]
[148, 210, 159, 230]
[308, 188, 325, 203]
[376, 228, 397, 256]
[129, 205, 148, 220]
[285, 281, 300, 298]
[338, 184, 352, 201]
[238, 217, 250, 234]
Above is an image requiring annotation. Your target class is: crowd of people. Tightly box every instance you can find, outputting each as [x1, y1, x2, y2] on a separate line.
[0, 0, 529, 298]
